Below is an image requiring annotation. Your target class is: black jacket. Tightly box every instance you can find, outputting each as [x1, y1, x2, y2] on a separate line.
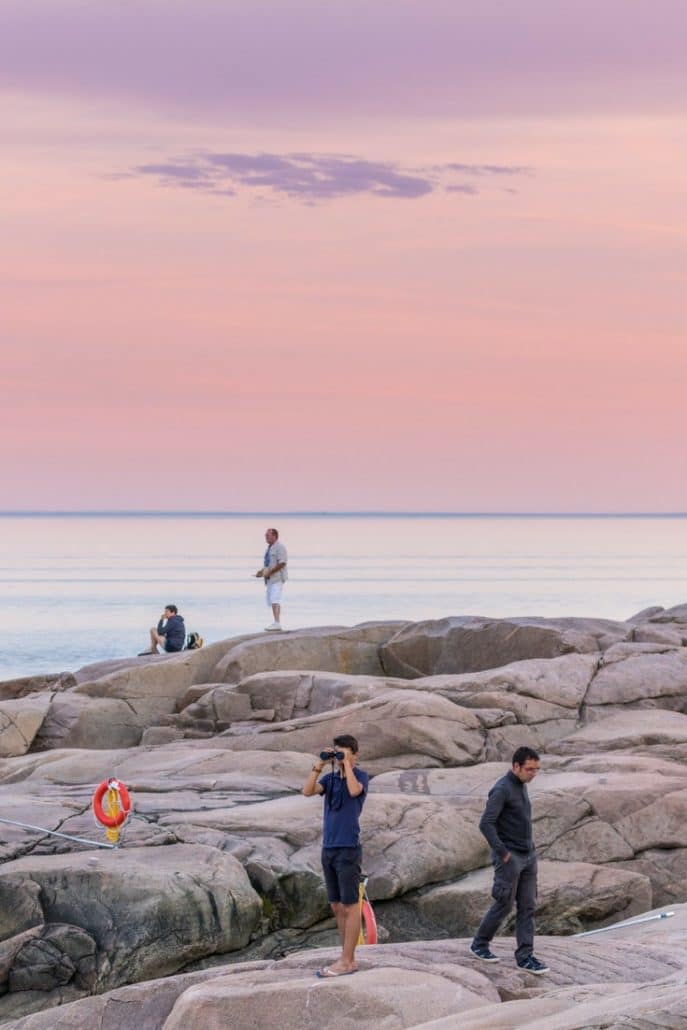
[157, 614, 185, 652]
[479, 770, 534, 858]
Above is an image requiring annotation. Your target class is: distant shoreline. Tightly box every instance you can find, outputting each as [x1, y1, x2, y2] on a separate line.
[1, 511, 687, 520]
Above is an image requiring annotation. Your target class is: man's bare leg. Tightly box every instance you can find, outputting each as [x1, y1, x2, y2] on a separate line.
[144, 628, 164, 654]
[341, 902, 361, 967]
[331, 901, 346, 945]
[325, 902, 360, 973]
[272, 602, 281, 624]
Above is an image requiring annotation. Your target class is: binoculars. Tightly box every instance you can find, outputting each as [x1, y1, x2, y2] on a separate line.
[319, 749, 345, 761]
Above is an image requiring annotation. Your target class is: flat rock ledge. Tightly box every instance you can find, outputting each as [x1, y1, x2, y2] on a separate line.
[3, 907, 687, 1029]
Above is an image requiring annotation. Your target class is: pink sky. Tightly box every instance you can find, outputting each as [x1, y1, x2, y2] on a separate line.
[2, 1, 686, 511]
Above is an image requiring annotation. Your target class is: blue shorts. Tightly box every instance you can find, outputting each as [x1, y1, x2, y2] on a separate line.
[321, 846, 362, 905]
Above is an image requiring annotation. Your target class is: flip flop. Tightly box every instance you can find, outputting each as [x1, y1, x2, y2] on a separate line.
[316, 966, 358, 978]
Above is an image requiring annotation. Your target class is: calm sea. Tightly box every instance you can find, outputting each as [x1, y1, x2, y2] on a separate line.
[1, 514, 685, 681]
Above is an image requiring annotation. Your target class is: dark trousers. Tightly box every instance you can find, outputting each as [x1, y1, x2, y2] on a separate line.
[472, 850, 537, 963]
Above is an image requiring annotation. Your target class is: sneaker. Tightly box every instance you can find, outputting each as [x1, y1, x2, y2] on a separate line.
[517, 955, 549, 975]
[264, 622, 283, 632]
[469, 943, 499, 963]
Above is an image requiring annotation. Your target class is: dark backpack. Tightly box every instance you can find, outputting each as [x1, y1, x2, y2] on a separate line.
[185, 631, 204, 650]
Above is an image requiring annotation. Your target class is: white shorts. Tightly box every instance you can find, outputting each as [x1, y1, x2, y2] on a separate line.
[266, 581, 283, 605]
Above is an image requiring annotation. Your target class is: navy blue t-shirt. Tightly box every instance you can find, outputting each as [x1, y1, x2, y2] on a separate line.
[319, 767, 369, 847]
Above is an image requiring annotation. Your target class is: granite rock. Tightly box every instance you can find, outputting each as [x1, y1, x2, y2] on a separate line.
[379, 616, 629, 678]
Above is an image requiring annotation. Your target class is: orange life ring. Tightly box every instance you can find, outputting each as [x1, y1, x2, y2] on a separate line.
[92, 779, 131, 828]
[361, 898, 377, 945]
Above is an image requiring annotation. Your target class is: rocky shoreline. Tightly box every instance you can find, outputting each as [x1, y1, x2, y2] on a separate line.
[2, 606, 687, 1027]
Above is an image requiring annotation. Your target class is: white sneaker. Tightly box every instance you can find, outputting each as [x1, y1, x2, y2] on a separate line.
[264, 622, 283, 632]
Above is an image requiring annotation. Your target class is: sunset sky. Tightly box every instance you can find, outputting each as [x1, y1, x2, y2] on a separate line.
[2, 1, 686, 511]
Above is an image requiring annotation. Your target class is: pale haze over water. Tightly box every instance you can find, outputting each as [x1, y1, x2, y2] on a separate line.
[1, 514, 685, 681]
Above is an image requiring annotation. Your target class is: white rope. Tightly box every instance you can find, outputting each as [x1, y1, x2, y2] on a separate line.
[0, 816, 117, 849]
[574, 911, 675, 937]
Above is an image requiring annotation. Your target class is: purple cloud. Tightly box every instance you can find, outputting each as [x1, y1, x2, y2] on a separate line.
[2, 2, 686, 122]
[136, 163, 211, 181]
[207, 153, 432, 198]
[445, 163, 530, 176]
[130, 151, 527, 203]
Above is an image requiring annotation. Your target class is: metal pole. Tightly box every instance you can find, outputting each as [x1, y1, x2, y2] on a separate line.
[0, 816, 117, 849]
[574, 911, 675, 937]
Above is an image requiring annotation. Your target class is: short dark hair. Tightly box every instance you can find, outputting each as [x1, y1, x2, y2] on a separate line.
[165, 604, 178, 615]
[512, 746, 540, 766]
[334, 734, 359, 754]
[268, 527, 279, 539]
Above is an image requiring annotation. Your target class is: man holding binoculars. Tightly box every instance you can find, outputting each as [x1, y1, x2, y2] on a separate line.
[303, 734, 369, 977]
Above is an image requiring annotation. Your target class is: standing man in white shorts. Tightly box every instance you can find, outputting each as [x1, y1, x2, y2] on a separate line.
[255, 527, 288, 631]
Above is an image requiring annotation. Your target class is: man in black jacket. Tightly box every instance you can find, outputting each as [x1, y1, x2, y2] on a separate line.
[141, 604, 186, 655]
[470, 746, 549, 975]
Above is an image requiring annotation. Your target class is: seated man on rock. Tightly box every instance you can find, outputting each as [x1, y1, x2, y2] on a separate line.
[303, 734, 369, 977]
[140, 604, 186, 656]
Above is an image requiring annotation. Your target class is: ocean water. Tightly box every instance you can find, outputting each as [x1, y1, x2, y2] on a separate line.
[1, 513, 686, 681]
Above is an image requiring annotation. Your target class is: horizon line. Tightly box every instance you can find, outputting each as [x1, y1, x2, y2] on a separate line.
[2, 510, 687, 519]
